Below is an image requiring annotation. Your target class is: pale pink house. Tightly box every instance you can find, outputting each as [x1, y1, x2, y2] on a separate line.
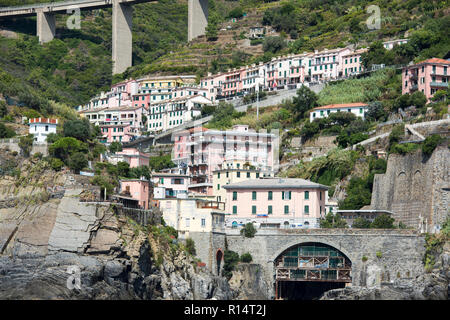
[119, 179, 150, 209]
[101, 124, 136, 143]
[151, 172, 189, 199]
[172, 125, 278, 196]
[132, 92, 151, 108]
[116, 147, 150, 168]
[222, 68, 246, 97]
[223, 178, 328, 229]
[342, 49, 367, 77]
[402, 58, 449, 101]
[107, 79, 139, 108]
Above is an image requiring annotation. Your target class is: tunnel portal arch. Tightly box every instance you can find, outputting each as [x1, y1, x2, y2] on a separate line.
[274, 242, 352, 299]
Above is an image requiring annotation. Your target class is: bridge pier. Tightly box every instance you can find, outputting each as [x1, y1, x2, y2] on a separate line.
[36, 10, 55, 44]
[112, 0, 133, 74]
[188, 0, 208, 42]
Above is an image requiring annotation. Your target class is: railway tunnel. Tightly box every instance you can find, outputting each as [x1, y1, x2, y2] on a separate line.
[274, 242, 352, 300]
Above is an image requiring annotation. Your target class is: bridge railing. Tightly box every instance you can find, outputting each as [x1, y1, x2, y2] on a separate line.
[0, 0, 100, 11]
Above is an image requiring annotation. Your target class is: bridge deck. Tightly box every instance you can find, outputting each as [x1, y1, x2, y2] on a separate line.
[0, 0, 154, 17]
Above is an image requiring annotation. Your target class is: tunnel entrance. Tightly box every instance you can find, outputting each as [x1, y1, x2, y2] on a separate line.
[274, 242, 352, 300]
[276, 280, 346, 300]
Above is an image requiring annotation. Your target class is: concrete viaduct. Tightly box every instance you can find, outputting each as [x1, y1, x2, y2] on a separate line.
[190, 228, 425, 299]
[0, 0, 208, 74]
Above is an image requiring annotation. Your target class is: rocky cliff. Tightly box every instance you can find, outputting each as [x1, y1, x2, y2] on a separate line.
[321, 240, 449, 300]
[0, 163, 233, 300]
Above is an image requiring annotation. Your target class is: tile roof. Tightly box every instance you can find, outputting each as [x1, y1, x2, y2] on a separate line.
[312, 103, 368, 111]
[223, 178, 328, 190]
[417, 58, 450, 65]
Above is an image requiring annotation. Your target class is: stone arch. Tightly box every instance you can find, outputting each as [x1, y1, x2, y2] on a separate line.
[216, 249, 224, 276]
[269, 238, 354, 264]
[394, 171, 408, 201]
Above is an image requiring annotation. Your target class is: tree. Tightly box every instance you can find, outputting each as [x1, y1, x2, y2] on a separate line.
[291, 85, 318, 120]
[320, 212, 347, 228]
[366, 101, 386, 121]
[19, 134, 34, 157]
[240, 222, 257, 238]
[223, 250, 240, 279]
[69, 152, 88, 173]
[228, 7, 244, 19]
[63, 119, 91, 141]
[352, 217, 371, 229]
[409, 91, 427, 109]
[0, 100, 7, 118]
[109, 141, 123, 153]
[149, 154, 175, 171]
[0, 123, 16, 138]
[185, 238, 196, 256]
[117, 161, 130, 177]
[370, 214, 395, 229]
[361, 41, 394, 69]
[50, 158, 64, 171]
[49, 137, 84, 161]
[263, 36, 287, 54]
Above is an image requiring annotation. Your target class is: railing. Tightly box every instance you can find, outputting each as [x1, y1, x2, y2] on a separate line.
[114, 203, 161, 226]
[430, 82, 448, 88]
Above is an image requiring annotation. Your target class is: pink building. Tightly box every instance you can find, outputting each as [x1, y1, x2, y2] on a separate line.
[223, 178, 328, 229]
[402, 58, 449, 101]
[221, 68, 245, 97]
[100, 124, 136, 143]
[132, 92, 151, 108]
[115, 147, 150, 168]
[107, 79, 139, 108]
[342, 49, 367, 77]
[118, 179, 150, 209]
[172, 125, 278, 196]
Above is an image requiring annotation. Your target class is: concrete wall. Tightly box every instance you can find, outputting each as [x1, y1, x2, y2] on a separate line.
[187, 0, 208, 41]
[0, 140, 48, 156]
[225, 229, 425, 298]
[189, 231, 226, 276]
[371, 146, 449, 233]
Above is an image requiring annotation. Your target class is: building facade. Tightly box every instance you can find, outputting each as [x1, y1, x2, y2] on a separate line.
[28, 118, 58, 143]
[402, 58, 450, 101]
[223, 178, 328, 229]
[310, 103, 369, 122]
[118, 179, 150, 210]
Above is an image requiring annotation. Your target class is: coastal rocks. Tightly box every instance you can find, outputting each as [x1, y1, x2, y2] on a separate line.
[228, 264, 271, 300]
[0, 181, 233, 300]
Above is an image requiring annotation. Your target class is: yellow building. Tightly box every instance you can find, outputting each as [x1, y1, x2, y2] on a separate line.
[212, 160, 273, 203]
[138, 75, 196, 90]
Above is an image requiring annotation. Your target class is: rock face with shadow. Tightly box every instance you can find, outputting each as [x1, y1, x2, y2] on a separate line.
[0, 184, 232, 300]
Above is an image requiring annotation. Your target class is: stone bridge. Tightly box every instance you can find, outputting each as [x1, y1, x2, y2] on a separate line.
[0, 0, 208, 74]
[194, 228, 426, 298]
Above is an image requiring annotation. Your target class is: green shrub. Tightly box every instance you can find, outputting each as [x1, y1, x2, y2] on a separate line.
[362, 255, 368, 262]
[223, 250, 240, 280]
[370, 214, 395, 229]
[185, 238, 196, 256]
[68, 152, 88, 173]
[390, 143, 420, 155]
[19, 134, 34, 157]
[109, 141, 122, 153]
[0, 123, 16, 139]
[376, 251, 382, 259]
[50, 158, 64, 171]
[240, 222, 257, 238]
[240, 252, 253, 263]
[422, 134, 443, 156]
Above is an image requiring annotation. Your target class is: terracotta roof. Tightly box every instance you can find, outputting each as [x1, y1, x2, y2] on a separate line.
[417, 58, 450, 65]
[312, 103, 368, 111]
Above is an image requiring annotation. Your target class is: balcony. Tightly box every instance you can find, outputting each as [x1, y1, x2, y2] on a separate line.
[430, 82, 448, 88]
[410, 84, 418, 91]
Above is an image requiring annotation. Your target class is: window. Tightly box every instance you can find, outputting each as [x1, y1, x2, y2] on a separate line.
[284, 205, 289, 215]
[252, 205, 256, 215]
[268, 205, 272, 215]
[304, 205, 309, 215]
[218, 172, 220, 179]
[268, 191, 273, 200]
[360, 108, 363, 114]
[305, 191, 309, 200]
[45, 125, 48, 131]
[232, 205, 237, 214]
[256, 173, 260, 178]
[246, 172, 250, 178]
[226, 172, 229, 178]
[237, 172, 241, 178]
[185, 218, 190, 227]
[252, 191, 257, 200]
[201, 218, 206, 227]
[217, 184, 220, 190]
[232, 191, 237, 201]
[320, 192, 322, 200]
[160, 178, 164, 184]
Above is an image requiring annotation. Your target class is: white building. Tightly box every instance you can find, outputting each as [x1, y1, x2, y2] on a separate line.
[309, 103, 369, 122]
[383, 39, 409, 50]
[147, 95, 212, 133]
[28, 118, 58, 143]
